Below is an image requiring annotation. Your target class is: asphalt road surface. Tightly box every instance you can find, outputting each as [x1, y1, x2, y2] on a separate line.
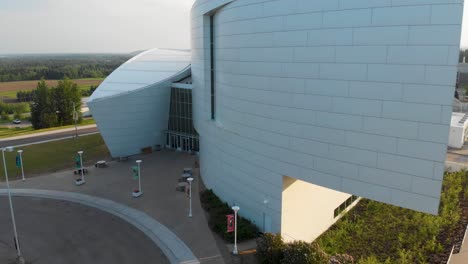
[0, 126, 99, 148]
[0, 197, 169, 264]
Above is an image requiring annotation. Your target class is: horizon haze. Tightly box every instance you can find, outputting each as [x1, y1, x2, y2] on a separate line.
[1, 1, 468, 54]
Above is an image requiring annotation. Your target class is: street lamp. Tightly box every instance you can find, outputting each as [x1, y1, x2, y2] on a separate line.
[73, 102, 78, 138]
[263, 198, 268, 233]
[232, 205, 240, 255]
[55, 110, 61, 126]
[16, 150, 25, 181]
[132, 160, 143, 198]
[2, 146, 25, 264]
[187, 177, 194, 217]
[75, 151, 85, 186]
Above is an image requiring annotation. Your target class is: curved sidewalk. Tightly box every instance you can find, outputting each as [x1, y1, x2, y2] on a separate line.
[0, 188, 198, 264]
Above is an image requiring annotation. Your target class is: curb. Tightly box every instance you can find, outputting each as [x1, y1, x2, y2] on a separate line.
[0, 188, 199, 264]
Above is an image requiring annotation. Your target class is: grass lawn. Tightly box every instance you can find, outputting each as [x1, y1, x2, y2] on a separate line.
[0, 118, 96, 139]
[0, 90, 19, 98]
[0, 133, 110, 181]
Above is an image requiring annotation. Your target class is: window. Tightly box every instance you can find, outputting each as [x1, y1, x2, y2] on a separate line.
[333, 195, 359, 218]
[210, 15, 215, 120]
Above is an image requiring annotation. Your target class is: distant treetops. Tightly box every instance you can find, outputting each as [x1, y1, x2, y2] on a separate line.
[30, 78, 82, 129]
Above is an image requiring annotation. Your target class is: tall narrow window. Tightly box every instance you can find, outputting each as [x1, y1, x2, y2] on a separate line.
[210, 15, 215, 120]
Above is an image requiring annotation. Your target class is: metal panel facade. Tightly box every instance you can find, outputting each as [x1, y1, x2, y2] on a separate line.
[191, 0, 463, 232]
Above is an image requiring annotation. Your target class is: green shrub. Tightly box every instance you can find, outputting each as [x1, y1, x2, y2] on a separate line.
[358, 256, 381, 264]
[330, 254, 355, 264]
[1, 111, 9, 121]
[256, 233, 284, 264]
[200, 189, 259, 242]
[13, 111, 23, 120]
[257, 234, 338, 264]
[281, 241, 329, 264]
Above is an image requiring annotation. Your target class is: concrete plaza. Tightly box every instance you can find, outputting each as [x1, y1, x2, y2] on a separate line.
[0, 149, 224, 264]
[0, 197, 169, 264]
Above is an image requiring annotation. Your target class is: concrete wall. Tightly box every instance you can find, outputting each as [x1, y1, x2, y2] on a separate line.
[88, 67, 190, 157]
[88, 49, 191, 157]
[281, 176, 352, 242]
[191, 0, 463, 234]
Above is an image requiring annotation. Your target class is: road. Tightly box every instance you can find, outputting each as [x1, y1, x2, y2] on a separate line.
[0, 197, 169, 264]
[0, 126, 99, 148]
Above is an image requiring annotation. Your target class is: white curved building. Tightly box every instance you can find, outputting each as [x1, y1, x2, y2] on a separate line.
[190, 0, 463, 241]
[88, 48, 193, 157]
[91, 1, 464, 242]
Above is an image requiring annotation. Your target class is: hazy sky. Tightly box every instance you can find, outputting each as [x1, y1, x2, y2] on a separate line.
[0, 0, 195, 54]
[1, 0, 468, 54]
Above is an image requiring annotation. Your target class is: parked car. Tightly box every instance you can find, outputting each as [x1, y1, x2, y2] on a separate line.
[12, 119, 21, 124]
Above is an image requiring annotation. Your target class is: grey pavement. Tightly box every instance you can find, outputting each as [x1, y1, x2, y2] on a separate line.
[0, 149, 224, 264]
[0, 197, 169, 264]
[0, 189, 196, 264]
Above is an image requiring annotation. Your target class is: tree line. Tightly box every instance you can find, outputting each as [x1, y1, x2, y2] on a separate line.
[0, 102, 29, 121]
[30, 78, 82, 129]
[17, 84, 98, 102]
[0, 54, 130, 82]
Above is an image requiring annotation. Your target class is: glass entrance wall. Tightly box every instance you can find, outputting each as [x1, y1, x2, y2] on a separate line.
[168, 87, 196, 135]
[166, 86, 199, 152]
[165, 131, 199, 152]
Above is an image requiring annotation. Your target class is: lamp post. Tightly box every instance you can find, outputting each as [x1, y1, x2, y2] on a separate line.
[263, 198, 268, 233]
[73, 102, 78, 138]
[187, 177, 194, 217]
[2, 146, 25, 264]
[132, 160, 143, 198]
[55, 110, 61, 127]
[232, 206, 240, 255]
[75, 150, 85, 186]
[16, 150, 25, 181]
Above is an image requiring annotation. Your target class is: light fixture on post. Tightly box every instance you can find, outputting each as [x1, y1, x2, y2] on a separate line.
[263, 198, 268, 233]
[187, 177, 194, 217]
[132, 160, 143, 198]
[2, 146, 26, 264]
[75, 150, 85, 186]
[73, 102, 78, 138]
[232, 205, 240, 255]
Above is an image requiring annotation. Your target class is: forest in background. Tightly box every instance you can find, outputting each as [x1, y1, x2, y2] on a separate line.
[0, 54, 131, 82]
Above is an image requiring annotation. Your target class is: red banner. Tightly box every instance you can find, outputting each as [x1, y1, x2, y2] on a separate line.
[226, 214, 235, 233]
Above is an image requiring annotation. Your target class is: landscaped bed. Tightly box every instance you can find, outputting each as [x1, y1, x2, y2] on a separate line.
[257, 171, 468, 264]
[200, 189, 259, 243]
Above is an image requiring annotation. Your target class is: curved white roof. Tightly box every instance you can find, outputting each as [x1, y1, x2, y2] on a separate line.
[89, 48, 191, 101]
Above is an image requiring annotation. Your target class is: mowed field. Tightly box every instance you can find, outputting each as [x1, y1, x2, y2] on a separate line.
[0, 78, 104, 99]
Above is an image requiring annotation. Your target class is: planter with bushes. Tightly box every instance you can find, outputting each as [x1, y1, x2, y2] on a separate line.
[200, 189, 259, 243]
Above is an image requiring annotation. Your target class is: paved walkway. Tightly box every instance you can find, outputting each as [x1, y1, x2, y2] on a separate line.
[450, 226, 468, 264]
[0, 150, 224, 264]
[0, 197, 169, 264]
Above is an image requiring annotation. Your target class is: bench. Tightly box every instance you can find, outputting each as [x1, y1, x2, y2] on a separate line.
[95, 160, 107, 168]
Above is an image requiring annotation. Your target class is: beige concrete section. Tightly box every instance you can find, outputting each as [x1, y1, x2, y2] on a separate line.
[0, 150, 224, 264]
[281, 176, 352, 242]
